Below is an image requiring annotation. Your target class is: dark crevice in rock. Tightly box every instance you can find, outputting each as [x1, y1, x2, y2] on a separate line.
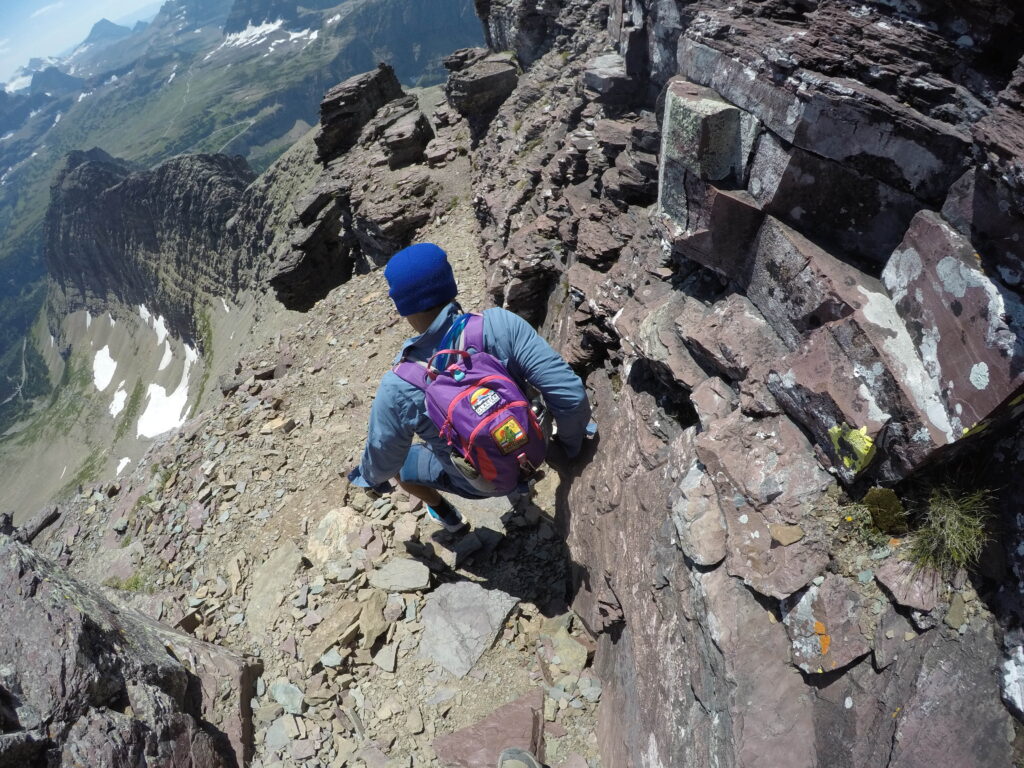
[795, 653, 872, 690]
[626, 358, 699, 432]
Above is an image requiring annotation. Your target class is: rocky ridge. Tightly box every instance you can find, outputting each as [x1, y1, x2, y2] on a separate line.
[7, 70, 609, 766]
[19, 223, 605, 766]
[461, 0, 1024, 764]
[3, 0, 1024, 766]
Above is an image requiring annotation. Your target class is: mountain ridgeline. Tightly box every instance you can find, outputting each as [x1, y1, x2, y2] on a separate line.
[44, 149, 254, 347]
[0, 0, 484, 434]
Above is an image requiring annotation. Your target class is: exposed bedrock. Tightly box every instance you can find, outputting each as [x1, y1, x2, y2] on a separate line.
[44, 147, 255, 346]
[467, 0, 1024, 764]
[0, 534, 260, 767]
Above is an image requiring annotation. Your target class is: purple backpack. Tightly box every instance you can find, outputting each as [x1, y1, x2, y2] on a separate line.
[393, 313, 546, 494]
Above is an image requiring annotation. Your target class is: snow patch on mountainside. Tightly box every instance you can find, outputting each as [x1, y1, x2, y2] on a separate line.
[93, 346, 117, 391]
[205, 19, 284, 60]
[136, 344, 198, 438]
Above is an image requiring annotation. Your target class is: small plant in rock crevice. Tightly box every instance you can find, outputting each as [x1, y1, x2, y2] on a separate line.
[908, 486, 993, 575]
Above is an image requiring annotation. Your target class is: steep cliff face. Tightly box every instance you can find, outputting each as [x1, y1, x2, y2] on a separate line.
[44, 148, 255, 346]
[465, 0, 1024, 765]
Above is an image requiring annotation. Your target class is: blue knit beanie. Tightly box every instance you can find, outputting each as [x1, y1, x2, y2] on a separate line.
[384, 243, 458, 316]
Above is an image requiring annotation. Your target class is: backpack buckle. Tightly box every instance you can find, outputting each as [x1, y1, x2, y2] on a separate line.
[516, 453, 537, 477]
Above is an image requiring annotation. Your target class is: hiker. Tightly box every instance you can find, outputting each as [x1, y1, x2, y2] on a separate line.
[347, 242, 592, 532]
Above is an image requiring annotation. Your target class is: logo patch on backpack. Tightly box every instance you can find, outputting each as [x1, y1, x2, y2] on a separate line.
[469, 387, 501, 416]
[491, 415, 528, 455]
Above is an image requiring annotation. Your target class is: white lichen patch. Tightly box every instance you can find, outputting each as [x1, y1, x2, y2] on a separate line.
[1002, 645, 1024, 717]
[969, 362, 990, 390]
[857, 285, 953, 442]
[882, 246, 922, 304]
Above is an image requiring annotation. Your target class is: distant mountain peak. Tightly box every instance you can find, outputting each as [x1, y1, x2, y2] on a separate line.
[84, 18, 133, 46]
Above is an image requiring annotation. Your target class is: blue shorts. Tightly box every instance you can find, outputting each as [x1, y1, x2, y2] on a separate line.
[399, 444, 492, 499]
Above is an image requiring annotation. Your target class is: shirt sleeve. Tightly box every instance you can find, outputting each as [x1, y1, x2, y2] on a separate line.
[485, 308, 592, 457]
[353, 372, 418, 486]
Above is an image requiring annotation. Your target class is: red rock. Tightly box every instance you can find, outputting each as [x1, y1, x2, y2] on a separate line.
[682, 294, 787, 382]
[782, 574, 871, 674]
[315, 64, 404, 163]
[875, 559, 941, 613]
[748, 135, 921, 268]
[883, 210, 1024, 437]
[432, 690, 544, 768]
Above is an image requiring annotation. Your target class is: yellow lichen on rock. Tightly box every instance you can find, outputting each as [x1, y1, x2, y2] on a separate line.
[827, 422, 876, 474]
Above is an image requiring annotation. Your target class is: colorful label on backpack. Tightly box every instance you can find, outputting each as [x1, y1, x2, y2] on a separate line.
[491, 415, 528, 455]
[470, 387, 501, 416]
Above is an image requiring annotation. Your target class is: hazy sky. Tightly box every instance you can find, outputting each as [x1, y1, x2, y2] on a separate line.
[0, 0, 161, 81]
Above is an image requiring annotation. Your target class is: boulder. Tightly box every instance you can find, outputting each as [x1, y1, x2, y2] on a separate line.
[659, 78, 756, 187]
[882, 209, 1024, 438]
[302, 600, 362, 662]
[689, 377, 737, 432]
[782, 574, 871, 674]
[695, 411, 833, 599]
[669, 461, 727, 567]
[942, 168, 1024, 289]
[875, 559, 941, 613]
[366, 558, 431, 592]
[432, 690, 544, 768]
[315, 64, 404, 163]
[661, 184, 764, 282]
[446, 51, 518, 120]
[677, 36, 971, 203]
[383, 110, 434, 170]
[418, 582, 518, 677]
[0, 535, 259, 767]
[246, 540, 303, 637]
[583, 53, 634, 105]
[698, 567, 817, 767]
[307, 507, 364, 565]
[681, 294, 787, 382]
[748, 133, 922, 267]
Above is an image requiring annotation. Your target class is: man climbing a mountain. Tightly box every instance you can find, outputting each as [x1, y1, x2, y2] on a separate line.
[347, 242, 592, 532]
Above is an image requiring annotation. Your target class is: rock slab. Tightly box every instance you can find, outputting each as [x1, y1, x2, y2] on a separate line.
[418, 581, 518, 678]
[432, 690, 544, 768]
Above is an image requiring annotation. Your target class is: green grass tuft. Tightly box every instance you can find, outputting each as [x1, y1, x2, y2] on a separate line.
[909, 487, 992, 575]
[104, 571, 148, 592]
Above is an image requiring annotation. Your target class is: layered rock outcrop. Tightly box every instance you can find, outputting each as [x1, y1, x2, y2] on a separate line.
[44, 148, 255, 346]
[269, 65, 455, 309]
[0, 534, 260, 767]
[463, 0, 1024, 764]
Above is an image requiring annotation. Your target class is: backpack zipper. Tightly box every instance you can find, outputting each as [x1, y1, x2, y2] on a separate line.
[443, 373, 513, 424]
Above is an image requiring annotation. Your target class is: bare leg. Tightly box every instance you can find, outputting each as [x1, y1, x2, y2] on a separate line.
[397, 479, 444, 508]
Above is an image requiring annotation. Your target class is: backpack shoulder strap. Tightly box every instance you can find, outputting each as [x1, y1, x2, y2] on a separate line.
[393, 360, 429, 390]
[462, 313, 484, 354]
